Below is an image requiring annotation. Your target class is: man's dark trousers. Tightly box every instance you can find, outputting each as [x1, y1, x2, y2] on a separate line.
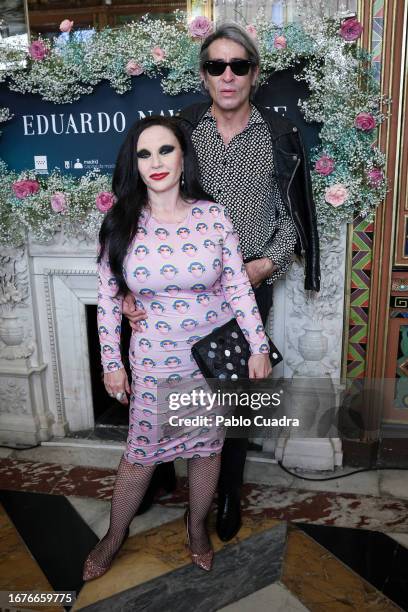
[218, 281, 273, 493]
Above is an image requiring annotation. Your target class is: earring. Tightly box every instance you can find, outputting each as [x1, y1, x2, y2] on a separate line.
[181, 171, 185, 189]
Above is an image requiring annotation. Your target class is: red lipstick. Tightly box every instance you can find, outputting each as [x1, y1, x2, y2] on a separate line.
[150, 172, 169, 180]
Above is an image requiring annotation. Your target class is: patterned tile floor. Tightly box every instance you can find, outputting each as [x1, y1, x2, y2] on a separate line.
[0, 455, 407, 611]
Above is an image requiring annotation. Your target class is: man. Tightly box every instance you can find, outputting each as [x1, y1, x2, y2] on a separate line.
[124, 23, 320, 539]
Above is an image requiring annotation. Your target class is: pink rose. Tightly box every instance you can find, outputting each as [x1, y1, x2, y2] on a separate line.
[12, 179, 40, 199]
[274, 35, 287, 49]
[29, 40, 49, 61]
[315, 155, 335, 176]
[188, 16, 213, 39]
[246, 24, 257, 39]
[59, 19, 74, 33]
[367, 168, 384, 187]
[51, 192, 67, 213]
[96, 192, 115, 213]
[151, 46, 166, 62]
[340, 17, 363, 42]
[325, 183, 349, 207]
[125, 60, 144, 76]
[355, 112, 376, 131]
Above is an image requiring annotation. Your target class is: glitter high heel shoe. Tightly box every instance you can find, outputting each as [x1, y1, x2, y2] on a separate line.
[184, 508, 214, 572]
[82, 527, 130, 581]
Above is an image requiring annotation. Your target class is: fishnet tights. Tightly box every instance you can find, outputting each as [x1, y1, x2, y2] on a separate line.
[84, 456, 156, 569]
[187, 454, 221, 554]
[84, 453, 221, 570]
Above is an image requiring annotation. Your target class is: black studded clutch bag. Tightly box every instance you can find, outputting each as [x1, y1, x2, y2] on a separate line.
[191, 318, 283, 381]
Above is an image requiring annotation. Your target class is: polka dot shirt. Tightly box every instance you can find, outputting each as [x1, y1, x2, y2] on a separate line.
[191, 105, 298, 284]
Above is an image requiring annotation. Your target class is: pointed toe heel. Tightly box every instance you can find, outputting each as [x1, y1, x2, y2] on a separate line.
[82, 527, 130, 582]
[184, 508, 214, 572]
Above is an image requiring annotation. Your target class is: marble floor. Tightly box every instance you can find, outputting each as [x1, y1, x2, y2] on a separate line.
[0, 441, 407, 611]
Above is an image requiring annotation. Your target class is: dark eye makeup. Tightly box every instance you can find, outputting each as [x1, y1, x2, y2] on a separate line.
[136, 144, 175, 158]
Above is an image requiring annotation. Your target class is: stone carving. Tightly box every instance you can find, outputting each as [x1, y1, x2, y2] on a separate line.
[0, 380, 28, 415]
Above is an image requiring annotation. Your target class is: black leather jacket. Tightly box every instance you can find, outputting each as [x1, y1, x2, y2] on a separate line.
[177, 101, 320, 292]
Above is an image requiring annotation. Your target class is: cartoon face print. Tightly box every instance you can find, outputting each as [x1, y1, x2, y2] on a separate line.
[107, 277, 118, 289]
[176, 227, 190, 239]
[191, 369, 204, 380]
[222, 246, 231, 260]
[102, 345, 114, 355]
[139, 288, 155, 299]
[165, 284, 180, 296]
[173, 443, 186, 453]
[235, 309, 245, 322]
[203, 239, 216, 252]
[150, 301, 165, 314]
[187, 335, 201, 345]
[173, 299, 189, 314]
[160, 339, 177, 351]
[242, 328, 249, 338]
[112, 304, 121, 317]
[211, 439, 221, 447]
[136, 435, 149, 445]
[135, 245, 149, 260]
[107, 362, 119, 372]
[142, 391, 156, 405]
[182, 243, 198, 257]
[133, 266, 150, 282]
[136, 226, 147, 239]
[115, 324, 121, 335]
[214, 222, 224, 234]
[196, 293, 210, 306]
[155, 227, 169, 241]
[135, 299, 144, 310]
[139, 421, 152, 432]
[141, 357, 156, 370]
[223, 266, 235, 280]
[256, 324, 266, 338]
[230, 296, 240, 307]
[164, 356, 182, 369]
[181, 318, 198, 331]
[138, 319, 149, 332]
[160, 264, 178, 279]
[212, 258, 222, 273]
[97, 305, 106, 316]
[143, 375, 157, 387]
[98, 325, 109, 339]
[134, 448, 147, 457]
[224, 284, 238, 295]
[188, 261, 206, 278]
[139, 338, 152, 353]
[167, 373, 182, 386]
[205, 310, 218, 323]
[157, 244, 174, 259]
[155, 320, 171, 334]
[221, 301, 231, 313]
[191, 283, 206, 293]
[209, 204, 221, 217]
[142, 408, 153, 417]
[154, 448, 166, 456]
[196, 222, 208, 234]
[193, 441, 205, 448]
[252, 305, 261, 319]
[259, 343, 270, 354]
[192, 206, 204, 218]
[158, 435, 171, 444]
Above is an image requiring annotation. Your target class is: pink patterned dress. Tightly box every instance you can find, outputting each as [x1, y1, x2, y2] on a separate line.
[97, 200, 269, 466]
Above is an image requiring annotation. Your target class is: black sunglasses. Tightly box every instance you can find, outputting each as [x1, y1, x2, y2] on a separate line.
[203, 60, 254, 76]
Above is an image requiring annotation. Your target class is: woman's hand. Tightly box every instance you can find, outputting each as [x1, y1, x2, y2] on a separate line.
[123, 292, 147, 332]
[248, 354, 273, 379]
[104, 368, 131, 405]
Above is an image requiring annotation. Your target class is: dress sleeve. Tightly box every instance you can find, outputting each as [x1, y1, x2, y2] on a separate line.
[97, 246, 124, 373]
[219, 208, 270, 355]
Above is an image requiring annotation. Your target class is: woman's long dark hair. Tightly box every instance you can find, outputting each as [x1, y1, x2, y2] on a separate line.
[97, 115, 212, 296]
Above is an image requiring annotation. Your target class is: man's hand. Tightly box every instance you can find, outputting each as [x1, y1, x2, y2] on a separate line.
[245, 258, 277, 288]
[123, 292, 147, 332]
[248, 354, 273, 379]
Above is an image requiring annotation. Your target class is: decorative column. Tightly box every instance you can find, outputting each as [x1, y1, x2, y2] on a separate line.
[0, 243, 53, 445]
[267, 227, 347, 470]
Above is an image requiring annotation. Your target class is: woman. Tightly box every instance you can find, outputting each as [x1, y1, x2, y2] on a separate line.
[83, 116, 272, 580]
